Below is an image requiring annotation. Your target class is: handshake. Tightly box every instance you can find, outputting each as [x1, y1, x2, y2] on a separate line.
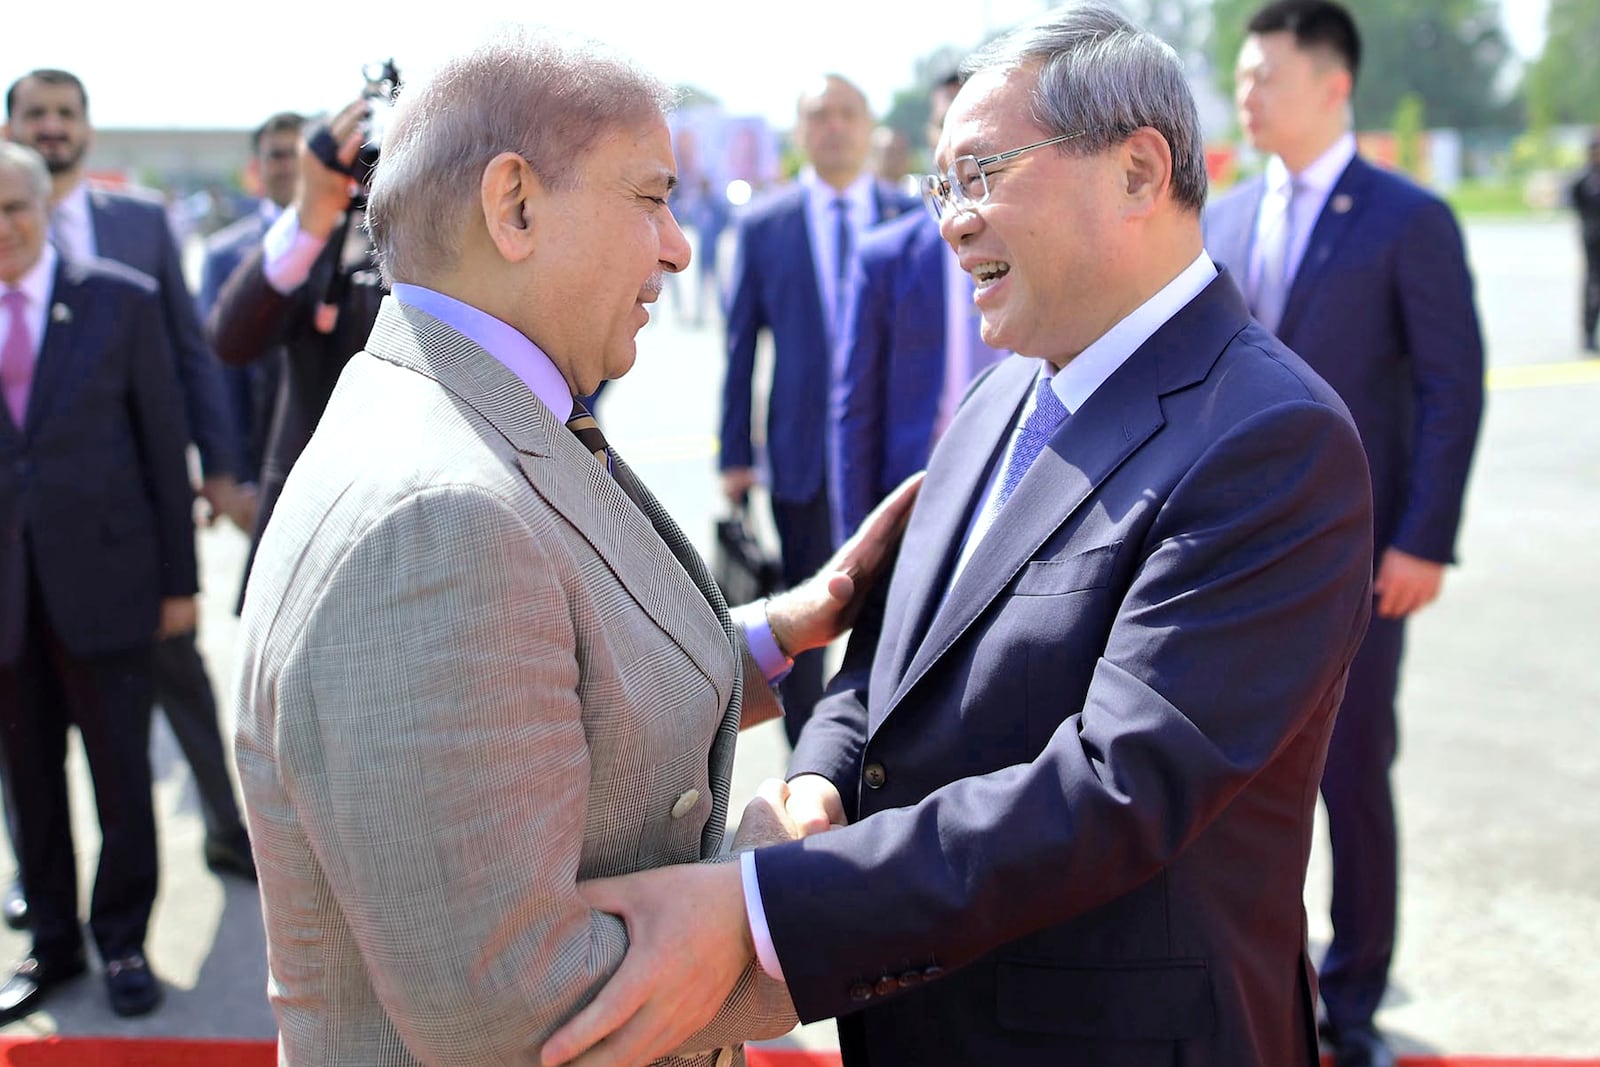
[540, 775, 851, 1067]
[729, 774, 847, 852]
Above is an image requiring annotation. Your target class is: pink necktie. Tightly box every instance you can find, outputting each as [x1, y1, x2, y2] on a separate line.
[1, 289, 35, 429]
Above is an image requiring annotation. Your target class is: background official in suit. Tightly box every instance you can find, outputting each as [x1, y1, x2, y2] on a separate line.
[197, 110, 305, 518]
[541, 7, 1374, 1067]
[829, 73, 1008, 545]
[1570, 136, 1600, 353]
[2, 69, 257, 918]
[0, 143, 193, 1022]
[720, 74, 917, 748]
[233, 29, 912, 1065]
[208, 98, 386, 605]
[1204, 5, 1485, 1063]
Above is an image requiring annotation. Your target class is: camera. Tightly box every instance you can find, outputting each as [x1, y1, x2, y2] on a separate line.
[355, 59, 401, 188]
[307, 59, 401, 191]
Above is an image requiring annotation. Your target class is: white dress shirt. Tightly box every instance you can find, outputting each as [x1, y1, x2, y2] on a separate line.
[1247, 132, 1356, 298]
[741, 249, 1221, 980]
[2, 244, 58, 363]
[49, 182, 97, 262]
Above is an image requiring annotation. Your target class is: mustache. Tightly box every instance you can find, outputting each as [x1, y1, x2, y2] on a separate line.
[641, 273, 664, 299]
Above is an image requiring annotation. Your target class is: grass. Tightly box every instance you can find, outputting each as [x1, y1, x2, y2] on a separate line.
[1445, 180, 1542, 217]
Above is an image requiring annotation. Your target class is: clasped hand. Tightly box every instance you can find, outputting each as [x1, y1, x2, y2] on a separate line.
[540, 775, 847, 1067]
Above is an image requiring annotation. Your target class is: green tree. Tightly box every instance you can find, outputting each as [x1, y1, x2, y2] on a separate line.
[1393, 91, 1426, 174]
[1209, 0, 1519, 130]
[1525, 0, 1600, 124]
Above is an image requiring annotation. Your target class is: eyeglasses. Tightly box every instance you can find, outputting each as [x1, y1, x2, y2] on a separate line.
[921, 129, 1097, 222]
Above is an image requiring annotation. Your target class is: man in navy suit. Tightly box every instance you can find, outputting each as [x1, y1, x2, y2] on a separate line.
[0, 143, 192, 1022]
[539, 7, 1375, 1067]
[198, 111, 304, 502]
[829, 73, 1009, 545]
[1203, 5, 1484, 1064]
[720, 74, 917, 747]
[3, 69, 257, 908]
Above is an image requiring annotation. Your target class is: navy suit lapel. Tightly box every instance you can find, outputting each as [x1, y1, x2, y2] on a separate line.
[870, 357, 1031, 723]
[21, 262, 91, 435]
[1277, 157, 1372, 341]
[879, 271, 1251, 726]
[87, 193, 129, 263]
[780, 195, 829, 344]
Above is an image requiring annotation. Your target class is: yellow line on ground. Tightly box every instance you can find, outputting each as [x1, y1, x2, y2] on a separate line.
[1488, 360, 1600, 391]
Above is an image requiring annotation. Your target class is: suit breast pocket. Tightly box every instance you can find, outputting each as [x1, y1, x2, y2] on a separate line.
[1011, 541, 1121, 596]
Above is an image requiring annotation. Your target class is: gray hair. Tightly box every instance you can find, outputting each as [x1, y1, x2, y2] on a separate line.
[961, 2, 1208, 212]
[0, 142, 52, 205]
[365, 26, 677, 285]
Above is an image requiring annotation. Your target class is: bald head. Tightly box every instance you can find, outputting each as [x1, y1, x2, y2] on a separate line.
[795, 74, 874, 190]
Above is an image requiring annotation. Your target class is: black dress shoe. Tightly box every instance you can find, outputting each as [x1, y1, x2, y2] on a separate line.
[0, 948, 88, 1025]
[204, 832, 257, 881]
[2, 882, 27, 931]
[1319, 1019, 1396, 1067]
[104, 952, 162, 1017]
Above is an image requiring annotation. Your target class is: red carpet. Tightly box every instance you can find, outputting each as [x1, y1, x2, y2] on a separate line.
[0, 1040, 1591, 1066]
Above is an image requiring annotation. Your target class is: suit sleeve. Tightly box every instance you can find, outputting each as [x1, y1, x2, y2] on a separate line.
[829, 246, 893, 547]
[719, 216, 764, 472]
[150, 211, 241, 480]
[757, 399, 1374, 1022]
[125, 288, 199, 597]
[208, 246, 300, 368]
[1388, 198, 1485, 563]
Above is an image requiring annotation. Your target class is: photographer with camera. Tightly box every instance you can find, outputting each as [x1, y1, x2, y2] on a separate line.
[208, 89, 390, 587]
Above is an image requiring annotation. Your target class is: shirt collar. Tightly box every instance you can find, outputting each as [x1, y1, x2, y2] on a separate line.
[390, 283, 574, 423]
[1266, 132, 1356, 199]
[1051, 249, 1217, 414]
[55, 180, 93, 227]
[8, 244, 58, 312]
[800, 166, 875, 216]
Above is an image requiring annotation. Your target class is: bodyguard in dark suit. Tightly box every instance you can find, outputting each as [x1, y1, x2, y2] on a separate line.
[4, 68, 257, 890]
[1204, 5, 1485, 1064]
[537, 9, 1375, 1067]
[0, 144, 189, 1022]
[198, 112, 305, 493]
[829, 75, 1007, 545]
[720, 74, 916, 746]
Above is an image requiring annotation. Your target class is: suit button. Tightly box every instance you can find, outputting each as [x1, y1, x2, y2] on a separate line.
[848, 981, 874, 1002]
[670, 789, 701, 819]
[897, 970, 923, 989]
[922, 964, 945, 981]
[862, 763, 887, 789]
[874, 976, 897, 996]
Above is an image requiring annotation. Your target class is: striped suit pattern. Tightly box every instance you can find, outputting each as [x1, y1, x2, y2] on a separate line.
[234, 296, 792, 1065]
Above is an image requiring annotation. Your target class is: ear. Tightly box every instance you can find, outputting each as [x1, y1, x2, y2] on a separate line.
[1120, 127, 1172, 218]
[480, 151, 544, 264]
[1325, 66, 1354, 110]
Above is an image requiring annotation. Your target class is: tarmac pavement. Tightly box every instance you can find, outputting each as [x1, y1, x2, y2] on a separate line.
[1, 215, 1597, 1058]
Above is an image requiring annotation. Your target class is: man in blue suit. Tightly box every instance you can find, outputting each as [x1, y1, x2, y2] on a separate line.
[1204, 5, 1485, 1064]
[4, 70, 257, 904]
[829, 74, 1009, 545]
[538, 8, 1376, 1067]
[198, 111, 304, 502]
[0, 143, 192, 1022]
[720, 74, 917, 747]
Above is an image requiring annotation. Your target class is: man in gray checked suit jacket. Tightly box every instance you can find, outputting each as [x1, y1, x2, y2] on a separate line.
[232, 26, 915, 1067]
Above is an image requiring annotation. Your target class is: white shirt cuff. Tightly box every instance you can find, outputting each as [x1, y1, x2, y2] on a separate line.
[740, 850, 785, 980]
[732, 599, 793, 683]
[261, 207, 329, 295]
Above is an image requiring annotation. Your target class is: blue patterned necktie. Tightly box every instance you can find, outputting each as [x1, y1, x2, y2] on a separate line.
[989, 373, 1068, 519]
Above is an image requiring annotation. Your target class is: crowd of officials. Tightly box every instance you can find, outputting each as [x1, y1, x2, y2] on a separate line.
[0, 1, 1511, 1065]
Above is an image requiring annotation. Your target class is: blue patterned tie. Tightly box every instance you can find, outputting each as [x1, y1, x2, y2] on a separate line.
[989, 373, 1068, 518]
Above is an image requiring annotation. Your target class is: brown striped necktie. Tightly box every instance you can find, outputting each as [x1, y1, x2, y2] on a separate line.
[565, 400, 612, 473]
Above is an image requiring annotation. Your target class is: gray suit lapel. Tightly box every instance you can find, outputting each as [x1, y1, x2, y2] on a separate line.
[361, 299, 738, 756]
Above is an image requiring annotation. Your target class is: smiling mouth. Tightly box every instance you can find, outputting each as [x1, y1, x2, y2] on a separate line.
[972, 261, 1011, 288]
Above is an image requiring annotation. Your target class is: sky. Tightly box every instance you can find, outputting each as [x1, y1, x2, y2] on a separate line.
[2, 0, 1550, 133]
